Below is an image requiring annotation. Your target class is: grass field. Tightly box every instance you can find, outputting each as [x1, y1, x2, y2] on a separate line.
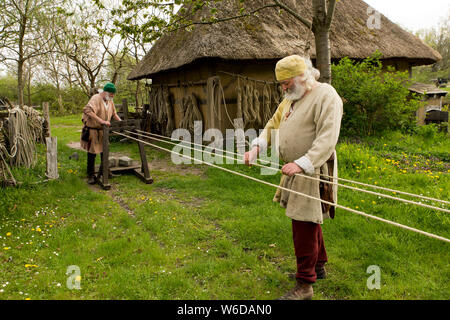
[0, 115, 449, 300]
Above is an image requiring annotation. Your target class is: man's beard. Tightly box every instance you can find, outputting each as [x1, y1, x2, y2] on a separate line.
[284, 79, 307, 101]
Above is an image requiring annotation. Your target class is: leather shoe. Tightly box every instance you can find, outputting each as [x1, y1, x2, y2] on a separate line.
[278, 279, 313, 300]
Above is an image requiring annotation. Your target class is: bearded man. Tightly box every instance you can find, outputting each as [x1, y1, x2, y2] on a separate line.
[244, 55, 343, 300]
[80, 82, 122, 184]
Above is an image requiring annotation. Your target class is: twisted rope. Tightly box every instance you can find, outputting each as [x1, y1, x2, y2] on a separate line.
[132, 129, 450, 212]
[114, 130, 450, 244]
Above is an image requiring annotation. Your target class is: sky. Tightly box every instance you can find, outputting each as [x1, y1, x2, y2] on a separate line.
[364, 0, 449, 32]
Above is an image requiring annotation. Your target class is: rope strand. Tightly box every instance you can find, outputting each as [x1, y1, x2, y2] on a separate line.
[131, 129, 450, 212]
[112, 130, 450, 244]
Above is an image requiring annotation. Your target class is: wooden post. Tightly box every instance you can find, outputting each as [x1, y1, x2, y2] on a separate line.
[137, 121, 151, 182]
[45, 137, 58, 180]
[122, 98, 128, 121]
[98, 124, 111, 190]
[42, 102, 51, 139]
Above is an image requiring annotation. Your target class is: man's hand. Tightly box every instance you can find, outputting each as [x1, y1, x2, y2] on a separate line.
[101, 120, 111, 127]
[281, 162, 303, 176]
[244, 146, 259, 166]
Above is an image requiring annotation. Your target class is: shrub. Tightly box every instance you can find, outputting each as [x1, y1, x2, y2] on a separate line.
[414, 123, 440, 139]
[332, 52, 422, 137]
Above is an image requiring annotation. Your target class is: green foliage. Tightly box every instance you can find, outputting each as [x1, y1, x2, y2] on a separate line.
[0, 76, 87, 114]
[0, 76, 19, 102]
[413, 123, 442, 140]
[332, 52, 422, 137]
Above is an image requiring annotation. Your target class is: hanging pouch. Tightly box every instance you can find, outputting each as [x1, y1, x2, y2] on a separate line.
[81, 125, 90, 143]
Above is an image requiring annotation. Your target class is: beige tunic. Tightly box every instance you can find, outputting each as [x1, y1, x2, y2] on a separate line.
[256, 83, 343, 224]
[80, 94, 117, 154]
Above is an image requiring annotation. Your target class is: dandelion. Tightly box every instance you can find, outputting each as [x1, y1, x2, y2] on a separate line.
[6, 232, 11, 237]
[3, 247, 10, 250]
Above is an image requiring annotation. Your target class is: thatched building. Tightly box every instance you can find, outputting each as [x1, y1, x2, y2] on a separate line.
[128, 0, 442, 137]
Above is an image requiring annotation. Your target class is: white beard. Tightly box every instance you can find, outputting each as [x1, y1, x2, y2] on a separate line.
[284, 82, 307, 101]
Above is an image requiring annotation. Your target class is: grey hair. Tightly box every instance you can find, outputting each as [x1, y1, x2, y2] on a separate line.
[298, 57, 320, 90]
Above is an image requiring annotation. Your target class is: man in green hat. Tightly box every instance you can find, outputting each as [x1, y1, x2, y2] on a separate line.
[80, 83, 122, 184]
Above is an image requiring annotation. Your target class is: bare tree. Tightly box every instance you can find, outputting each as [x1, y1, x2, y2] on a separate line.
[0, 0, 64, 106]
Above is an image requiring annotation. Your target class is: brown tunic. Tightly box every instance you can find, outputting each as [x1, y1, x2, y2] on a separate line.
[80, 94, 117, 154]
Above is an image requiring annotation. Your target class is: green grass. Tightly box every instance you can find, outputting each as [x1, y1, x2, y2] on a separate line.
[0, 115, 449, 300]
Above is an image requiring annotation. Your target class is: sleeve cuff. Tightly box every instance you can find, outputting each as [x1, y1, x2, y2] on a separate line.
[294, 156, 315, 176]
[251, 137, 268, 154]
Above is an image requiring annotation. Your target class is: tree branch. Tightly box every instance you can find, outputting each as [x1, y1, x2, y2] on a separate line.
[325, 0, 337, 29]
[272, 0, 312, 29]
[165, 3, 279, 33]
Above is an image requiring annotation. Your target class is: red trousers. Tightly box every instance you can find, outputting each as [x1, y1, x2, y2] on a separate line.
[292, 219, 328, 283]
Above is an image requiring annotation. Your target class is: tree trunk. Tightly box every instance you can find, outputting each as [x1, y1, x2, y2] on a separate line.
[26, 67, 32, 107]
[314, 26, 331, 84]
[135, 81, 141, 108]
[90, 77, 97, 97]
[17, 60, 24, 107]
[311, 0, 333, 84]
[58, 94, 64, 114]
[111, 72, 119, 84]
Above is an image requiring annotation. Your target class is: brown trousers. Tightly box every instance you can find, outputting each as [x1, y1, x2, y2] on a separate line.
[292, 219, 328, 283]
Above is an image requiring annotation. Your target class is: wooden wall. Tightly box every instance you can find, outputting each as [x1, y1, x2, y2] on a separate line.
[150, 58, 280, 134]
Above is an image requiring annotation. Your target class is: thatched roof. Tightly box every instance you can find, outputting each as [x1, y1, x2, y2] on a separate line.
[128, 0, 442, 80]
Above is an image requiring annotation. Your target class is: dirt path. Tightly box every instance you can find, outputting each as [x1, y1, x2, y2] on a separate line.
[67, 141, 206, 177]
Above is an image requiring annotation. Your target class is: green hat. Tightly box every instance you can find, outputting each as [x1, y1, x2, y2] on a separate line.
[103, 82, 117, 94]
